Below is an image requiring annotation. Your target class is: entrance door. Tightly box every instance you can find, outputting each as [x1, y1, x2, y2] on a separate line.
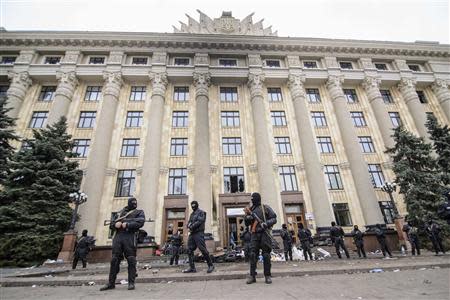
[165, 209, 186, 244]
[284, 204, 306, 244]
[225, 207, 245, 249]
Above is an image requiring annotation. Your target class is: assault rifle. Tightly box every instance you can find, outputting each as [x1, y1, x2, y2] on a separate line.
[244, 207, 279, 248]
[104, 216, 155, 226]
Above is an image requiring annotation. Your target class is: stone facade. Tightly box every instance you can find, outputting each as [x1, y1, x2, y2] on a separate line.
[1, 12, 449, 248]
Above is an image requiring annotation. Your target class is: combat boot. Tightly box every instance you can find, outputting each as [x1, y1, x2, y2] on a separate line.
[99, 284, 115, 291]
[265, 276, 272, 284]
[207, 265, 215, 273]
[246, 275, 256, 284]
[182, 267, 197, 273]
[128, 283, 135, 290]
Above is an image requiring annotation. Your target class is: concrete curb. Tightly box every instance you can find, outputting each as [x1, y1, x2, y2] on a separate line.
[1, 263, 448, 287]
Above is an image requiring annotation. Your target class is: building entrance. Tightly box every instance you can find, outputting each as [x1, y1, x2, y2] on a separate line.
[284, 204, 306, 243]
[225, 207, 245, 249]
[164, 209, 186, 244]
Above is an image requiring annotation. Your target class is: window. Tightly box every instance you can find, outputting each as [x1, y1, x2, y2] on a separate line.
[416, 91, 427, 103]
[368, 164, 385, 188]
[219, 59, 237, 67]
[125, 111, 143, 128]
[21, 139, 34, 151]
[84, 86, 102, 101]
[168, 168, 187, 195]
[121, 138, 140, 157]
[389, 112, 402, 128]
[350, 111, 367, 127]
[324, 165, 343, 190]
[129, 86, 146, 101]
[89, 56, 105, 64]
[267, 88, 283, 101]
[1, 56, 16, 64]
[220, 87, 238, 102]
[222, 137, 242, 155]
[265, 60, 280, 68]
[44, 56, 61, 64]
[114, 169, 136, 197]
[29, 111, 48, 128]
[306, 88, 321, 103]
[375, 63, 388, 70]
[174, 58, 190, 66]
[0, 86, 9, 98]
[380, 90, 393, 104]
[78, 111, 96, 128]
[333, 203, 352, 226]
[173, 86, 189, 101]
[224, 167, 245, 193]
[132, 57, 148, 65]
[172, 111, 188, 127]
[358, 136, 376, 153]
[39, 86, 56, 101]
[278, 166, 298, 191]
[271, 111, 287, 126]
[72, 139, 90, 158]
[408, 64, 420, 72]
[221, 111, 240, 127]
[317, 136, 334, 153]
[339, 62, 353, 69]
[170, 138, 188, 156]
[311, 111, 327, 127]
[344, 89, 358, 103]
[303, 61, 318, 69]
[379, 201, 395, 224]
[275, 137, 292, 154]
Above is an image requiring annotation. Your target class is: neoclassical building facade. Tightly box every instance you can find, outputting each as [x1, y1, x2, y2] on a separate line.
[1, 12, 449, 248]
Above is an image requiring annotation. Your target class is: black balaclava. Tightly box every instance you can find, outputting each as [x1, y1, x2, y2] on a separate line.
[282, 224, 287, 229]
[191, 200, 199, 211]
[354, 225, 359, 231]
[82, 229, 88, 237]
[331, 221, 336, 227]
[128, 197, 137, 210]
[251, 192, 261, 207]
[298, 223, 304, 229]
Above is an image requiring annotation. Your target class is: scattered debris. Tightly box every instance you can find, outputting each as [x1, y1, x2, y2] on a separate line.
[44, 274, 54, 278]
[418, 268, 427, 271]
[357, 297, 363, 299]
[88, 281, 95, 286]
[317, 248, 331, 258]
[423, 280, 432, 284]
[393, 269, 400, 272]
[120, 279, 128, 285]
[167, 281, 174, 284]
[292, 264, 298, 267]
[32, 285, 36, 288]
[143, 264, 152, 270]
[152, 269, 159, 274]
[369, 268, 384, 273]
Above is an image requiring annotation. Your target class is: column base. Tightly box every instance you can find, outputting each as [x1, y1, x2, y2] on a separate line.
[57, 230, 77, 262]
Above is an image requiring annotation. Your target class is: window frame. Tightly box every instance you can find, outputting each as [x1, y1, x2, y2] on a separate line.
[379, 201, 395, 224]
[333, 203, 353, 226]
[380, 89, 394, 104]
[129, 86, 147, 101]
[173, 86, 190, 101]
[174, 57, 191, 66]
[72, 139, 90, 158]
[343, 89, 359, 103]
[170, 138, 188, 156]
[279, 165, 298, 192]
[220, 87, 238, 102]
[121, 138, 140, 157]
[270, 111, 287, 126]
[222, 137, 242, 155]
[43, 56, 61, 64]
[218, 58, 238, 67]
[38, 86, 56, 102]
[77, 111, 96, 128]
[306, 88, 321, 103]
[172, 111, 189, 128]
[168, 168, 187, 195]
[339, 61, 353, 70]
[311, 111, 327, 127]
[131, 56, 148, 65]
[125, 111, 144, 128]
[303, 61, 318, 69]
[264, 59, 281, 68]
[267, 87, 283, 102]
[324, 165, 344, 190]
[0, 56, 17, 64]
[221, 111, 240, 127]
[374, 63, 388, 70]
[28, 111, 48, 128]
[317, 136, 334, 154]
[416, 90, 427, 104]
[84, 86, 102, 101]
[368, 164, 385, 188]
[358, 136, 376, 153]
[223, 167, 245, 193]
[389, 112, 402, 128]
[88, 56, 106, 64]
[350, 111, 367, 127]
[114, 169, 136, 197]
[274, 137, 292, 154]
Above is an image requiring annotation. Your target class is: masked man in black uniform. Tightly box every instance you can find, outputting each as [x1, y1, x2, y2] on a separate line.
[298, 223, 313, 260]
[351, 225, 366, 258]
[280, 224, 293, 261]
[426, 220, 446, 255]
[240, 226, 252, 262]
[72, 229, 92, 269]
[182, 201, 214, 273]
[374, 224, 393, 258]
[100, 197, 145, 291]
[330, 221, 350, 259]
[244, 192, 277, 284]
[170, 230, 183, 265]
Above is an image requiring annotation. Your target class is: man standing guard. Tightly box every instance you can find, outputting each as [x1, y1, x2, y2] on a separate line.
[72, 229, 92, 269]
[244, 192, 277, 284]
[374, 224, 393, 258]
[280, 224, 293, 261]
[100, 197, 145, 291]
[426, 220, 446, 255]
[298, 223, 313, 261]
[170, 230, 182, 265]
[330, 221, 350, 259]
[403, 221, 420, 256]
[351, 225, 366, 258]
[182, 201, 215, 273]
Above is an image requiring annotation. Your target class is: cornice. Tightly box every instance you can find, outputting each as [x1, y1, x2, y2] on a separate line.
[1, 31, 449, 58]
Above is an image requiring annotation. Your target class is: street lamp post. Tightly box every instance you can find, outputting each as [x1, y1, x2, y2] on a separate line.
[68, 190, 88, 231]
[381, 181, 399, 218]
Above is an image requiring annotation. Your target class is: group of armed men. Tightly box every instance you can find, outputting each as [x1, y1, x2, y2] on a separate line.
[71, 194, 446, 291]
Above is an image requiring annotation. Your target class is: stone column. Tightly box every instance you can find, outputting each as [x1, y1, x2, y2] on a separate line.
[5, 71, 32, 118]
[138, 71, 168, 236]
[361, 76, 395, 149]
[248, 73, 281, 218]
[47, 71, 79, 125]
[193, 72, 213, 233]
[326, 75, 384, 225]
[287, 74, 334, 228]
[78, 71, 123, 234]
[398, 78, 429, 141]
[431, 79, 450, 121]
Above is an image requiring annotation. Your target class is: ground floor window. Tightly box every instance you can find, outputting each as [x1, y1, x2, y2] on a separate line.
[379, 201, 395, 224]
[332, 203, 352, 226]
[223, 167, 245, 193]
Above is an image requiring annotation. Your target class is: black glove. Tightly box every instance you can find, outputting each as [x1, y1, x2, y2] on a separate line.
[261, 222, 268, 230]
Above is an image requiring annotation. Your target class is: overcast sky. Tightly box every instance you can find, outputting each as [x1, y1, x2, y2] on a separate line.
[1, 0, 448, 43]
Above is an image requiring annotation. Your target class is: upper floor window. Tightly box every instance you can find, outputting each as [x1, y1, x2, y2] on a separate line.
[344, 89, 358, 103]
[368, 164, 385, 188]
[350, 111, 367, 127]
[380, 90, 394, 104]
[168, 168, 187, 195]
[408, 64, 421, 72]
[170, 138, 188, 156]
[174, 58, 190, 66]
[317, 136, 334, 153]
[416, 91, 427, 103]
[358, 136, 376, 153]
[324, 165, 344, 190]
[84, 86, 102, 101]
[279, 166, 298, 192]
[265, 60, 281, 68]
[267, 88, 283, 102]
[224, 167, 245, 193]
[78, 111, 96, 128]
[389, 112, 402, 128]
[311, 111, 327, 127]
[306, 88, 321, 103]
[271, 111, 287, 126]
[44, 56, 61, 64]
[374, 63, 388, 70]
[129, 86, 146, 101]
[121, 138, 140, 157]
[1, 56, 16, 64]
[115, 169, 136, 197]
[275, 137, 292, 154]
[221, 111, 240, 127]
[125, 111, 143, 128]
[222, 137, 242, 155]
[29, 111, 48, 128]
[173, 86, 189, 101]
[89, 56, 105, 64]
[172, 111, 189, 127]
[220, 87, 238, 102]
[72, 139, 90, 158]
[39, 86, 56, 101]
[303, 61, 318, 69]
[339, 62, 353, 70]
[132, 57, 148, 65]
[219, 59, 237, 67]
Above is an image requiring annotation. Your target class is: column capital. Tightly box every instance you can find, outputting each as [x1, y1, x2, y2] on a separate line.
[432, 78, 449, 91]
[193, 71, 211, 98]
[102, 71, 123, 98]
[247, 73, 265, 99]
[55, 71, 79, 99]
[361, 75, 381, 91]
[6, 71, 32, 99]
[149, 71, 168, 97]
[326, 75, 344, 89]
[287, 73, 306, 99]
[398, 77, 417, 90]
